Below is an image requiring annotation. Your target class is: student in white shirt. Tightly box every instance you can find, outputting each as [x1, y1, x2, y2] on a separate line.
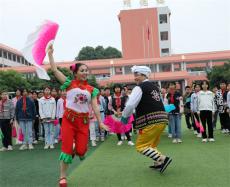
[39, 87, 56, 149]
[198, 81, 215, 142]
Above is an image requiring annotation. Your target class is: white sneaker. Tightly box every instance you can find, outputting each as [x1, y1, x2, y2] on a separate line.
[44, 144, 49, 149]
[54, 139, 58, 144]
[0, 147, 7, 151]
[208, 138, 215, 142]
[91, 140, 97, 147]
[177, 139, 182, 143]
[33, 140, 38, 144]
[19, 144, 27, 150]
[50, 144, 54, 149]
[172, 139, 177, 143]
[194, 131, 198, 135]
[225, 129, 229, 133]
[197, 133, 202, 138]
[202, 139, 207, 143]
[28, 144, 34, 150]
[168, 134, 172, 138]
[100, 137, 105, 142]
[221, 129, 226, 134]
[117, 141, 123, 146]
[128, 141, 135, 146]
[7, 145, 13, 151]
[16, 140, 22, 145]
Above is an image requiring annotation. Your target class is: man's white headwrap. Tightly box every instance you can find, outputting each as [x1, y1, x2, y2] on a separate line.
[131, 65, 151, 78]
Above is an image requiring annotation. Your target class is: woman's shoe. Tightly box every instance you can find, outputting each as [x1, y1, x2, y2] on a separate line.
[59, 177, 67, 187]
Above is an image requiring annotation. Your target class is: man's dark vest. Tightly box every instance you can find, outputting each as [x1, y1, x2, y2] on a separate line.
[135, 81, 168, 129]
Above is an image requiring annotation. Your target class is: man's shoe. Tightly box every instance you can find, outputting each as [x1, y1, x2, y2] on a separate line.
[149, 163, 162, 170]
[160, 156, 172, 173]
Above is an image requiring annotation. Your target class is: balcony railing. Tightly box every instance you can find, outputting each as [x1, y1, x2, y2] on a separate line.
[188, 71, 206, 76]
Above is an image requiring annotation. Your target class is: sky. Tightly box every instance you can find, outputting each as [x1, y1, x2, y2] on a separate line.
[0, 0, 230, 61]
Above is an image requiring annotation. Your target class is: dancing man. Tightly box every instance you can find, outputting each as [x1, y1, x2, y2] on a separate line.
[121, 65, 172, 173]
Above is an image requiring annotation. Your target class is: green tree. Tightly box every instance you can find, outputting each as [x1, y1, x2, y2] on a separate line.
[45, 67, 73, 89]
[75, 46, 122, 61]
[207, 62, 230, 88]
[75, 46, 96, 61]
[0, 70, 30, 92]
[104, 47, 122, 59]
[87, 75, 99, 88]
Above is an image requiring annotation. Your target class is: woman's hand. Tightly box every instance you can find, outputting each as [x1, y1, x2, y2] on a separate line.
[46, 43, 54, 56]
[99, 122, 110, 131]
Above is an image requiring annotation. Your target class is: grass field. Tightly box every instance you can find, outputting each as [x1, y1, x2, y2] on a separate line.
[0, 121, 230, 187]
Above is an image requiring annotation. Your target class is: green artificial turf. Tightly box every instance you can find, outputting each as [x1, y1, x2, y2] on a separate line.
[0, 121, 229, 187]
[68, 130, 230, 187]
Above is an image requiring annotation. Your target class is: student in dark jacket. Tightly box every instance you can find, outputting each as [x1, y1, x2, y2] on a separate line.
[15, 88, 36, 150]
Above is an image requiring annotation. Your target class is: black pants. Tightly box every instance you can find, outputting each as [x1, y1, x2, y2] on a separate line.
[33, 117, 39, 141]
[59, 118, 62, 126]
[200, 110, 213, 139]
[117, 132, 131, 141]
[191, 112, 200, 133]
[219, 112, 230, 130]
[185, 113, 192, 129]
[0, 119, 12, 148]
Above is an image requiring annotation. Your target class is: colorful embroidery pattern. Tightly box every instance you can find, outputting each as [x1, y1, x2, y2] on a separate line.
[135, 111, 168, 129]
[74, 93, 88, 104]
[151, 90, 160, 101]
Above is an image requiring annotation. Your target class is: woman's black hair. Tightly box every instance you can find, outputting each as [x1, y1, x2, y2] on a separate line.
[70, 63, 88, 73]
[43, 86, 51, 91]
[201, 80, 210, 90]
[113, 84, 122, 92]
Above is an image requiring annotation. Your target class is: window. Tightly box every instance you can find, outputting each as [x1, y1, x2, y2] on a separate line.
[13, 54, 16, 61]
[3, 51, 7, 58]
[160, 32, 168, 40]
[161, 48, 169, 54]
[0, 50, 2, 57]
[159, 14, 167, 24]
[159, 64, 171, 72]
[17, 56, 20, 62]
[8, 53, 12, 60]
[174, 62, 182, 71]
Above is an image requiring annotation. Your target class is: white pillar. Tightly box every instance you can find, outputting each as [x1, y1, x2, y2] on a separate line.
[209, 60, 213, 68]
[184, 62, 187, 71]
[122, 67, 125, 75]
[156, 64, 160, 72]
[158, 80, 162, 88]
[182, 80, 185, 94]
[171, 63, 174, 72]
[184, 79, 188, 87]
[181, 62, 184, 71]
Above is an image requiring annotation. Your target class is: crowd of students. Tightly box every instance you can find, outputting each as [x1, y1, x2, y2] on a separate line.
[0, 80, 229, 151]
